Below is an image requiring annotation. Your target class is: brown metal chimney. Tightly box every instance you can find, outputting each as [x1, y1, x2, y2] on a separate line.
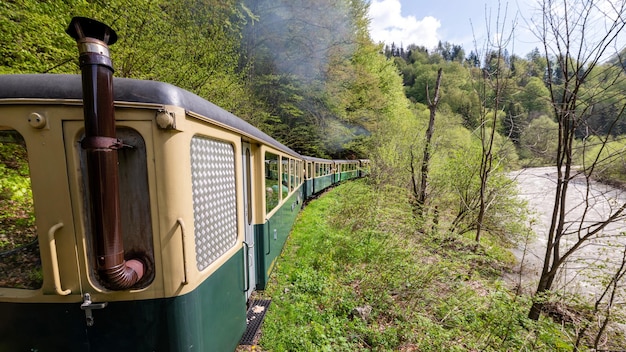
[66, 17, 144, 290]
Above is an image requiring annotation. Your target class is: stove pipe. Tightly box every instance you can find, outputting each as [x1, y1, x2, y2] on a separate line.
[66, 17, 144, 290]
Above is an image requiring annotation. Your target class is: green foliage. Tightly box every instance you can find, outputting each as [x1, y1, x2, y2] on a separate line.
[518, 77, 551, 115]
[519, 115, 559, 166]
[420, 121, 528, 244]
[0, 0, 83, 74]
[259, 181, 576, 351]
[579, 136, 626, 185]
[0, 0, 252, 108]
[0, 141, 31, 201]
[0, 136, 35, 241]
[0, 134, 40, 290]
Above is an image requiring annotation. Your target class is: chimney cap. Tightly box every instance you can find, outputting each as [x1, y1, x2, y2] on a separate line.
[66, 17, 118, 45]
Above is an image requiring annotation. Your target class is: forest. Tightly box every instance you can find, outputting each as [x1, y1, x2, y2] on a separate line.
[2, 0, 626, 350]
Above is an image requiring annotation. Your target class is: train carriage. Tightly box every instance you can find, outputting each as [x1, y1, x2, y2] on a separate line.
[0, 17, 306, 351]
[334, 159, 360, 182]
[303, 156, 334, 196]
[255, 149, 304, 290]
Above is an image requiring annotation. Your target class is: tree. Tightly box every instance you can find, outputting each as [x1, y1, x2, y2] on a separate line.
[527, 0, 626, 321]
[412, 68, 442, 217]
[519, 115, 559, 164]
[473, 1, 517, 243]
[518, 77, 551, 117]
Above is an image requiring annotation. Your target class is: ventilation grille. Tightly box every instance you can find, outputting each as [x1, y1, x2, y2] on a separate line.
[190, 136, 237, 270]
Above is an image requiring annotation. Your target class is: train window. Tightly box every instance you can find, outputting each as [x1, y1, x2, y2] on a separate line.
[281, 157, 289, 199]
[245, 148, 252, 225]
[0, 129, 41, 290]
[296, 160, 301, 185]
[191, 136, 237, 271]
[265, 152, 279, 213]
[289, 159, 295, 191]
[80, 128, 155, 288]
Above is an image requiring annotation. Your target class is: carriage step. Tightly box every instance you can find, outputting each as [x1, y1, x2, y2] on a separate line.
[239, 299, 272, 345]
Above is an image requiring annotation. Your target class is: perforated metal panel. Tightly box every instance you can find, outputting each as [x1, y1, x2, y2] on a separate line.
[190, 136, 237, 270]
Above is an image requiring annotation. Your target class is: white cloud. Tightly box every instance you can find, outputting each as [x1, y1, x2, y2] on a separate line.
[368, 0, 441, 49]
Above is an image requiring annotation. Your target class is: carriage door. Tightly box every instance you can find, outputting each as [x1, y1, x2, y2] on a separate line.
[242, 142, 256, 299]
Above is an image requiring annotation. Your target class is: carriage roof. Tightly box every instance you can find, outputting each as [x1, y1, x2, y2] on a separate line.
[0, 74, 300, 157]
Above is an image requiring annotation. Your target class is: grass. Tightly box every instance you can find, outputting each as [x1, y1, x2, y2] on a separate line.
[254, 179, 580, 351]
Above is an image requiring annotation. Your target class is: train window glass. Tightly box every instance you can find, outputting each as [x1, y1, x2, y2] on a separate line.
[296, 160, 301, 185]
[264, 152, 279, 213]
[289, 159, 295, 191]
[245, 148, 252, 225]
[0, 129, 41, 290]
[191, 136, 237, 271]
[281, 157, 289, 199]
[80, 128, 155, 288]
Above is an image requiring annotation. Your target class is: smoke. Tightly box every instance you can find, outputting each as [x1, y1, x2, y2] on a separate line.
[243, 0, 357, 82]
[243, 0, 371, 158]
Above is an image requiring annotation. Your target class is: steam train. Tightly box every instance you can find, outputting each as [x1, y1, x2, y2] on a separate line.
[0, 17, 369, 351]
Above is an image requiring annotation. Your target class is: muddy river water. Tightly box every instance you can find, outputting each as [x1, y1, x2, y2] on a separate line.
[507, 167, 626, 297]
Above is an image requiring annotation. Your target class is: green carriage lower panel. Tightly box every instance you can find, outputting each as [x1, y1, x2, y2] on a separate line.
[255, 186, 303, 290]
[0, 250, 246, 352]
[304, 179, 314, 199]
[313, 174, 333, 194]
[340, 171, 358, 181]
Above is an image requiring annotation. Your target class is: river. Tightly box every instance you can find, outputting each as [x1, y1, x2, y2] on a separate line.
[507, 166, 626, 298]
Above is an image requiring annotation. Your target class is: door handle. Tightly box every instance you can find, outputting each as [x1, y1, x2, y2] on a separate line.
[176, 218, 189, 285]
[243, 241, 250, 292]
[48, 222, 71, 296]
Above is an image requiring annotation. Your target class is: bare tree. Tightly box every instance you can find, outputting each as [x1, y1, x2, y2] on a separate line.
[411, 67, 443, 218]
[527, 0, 626, 320]
[472, 2, 517, 243]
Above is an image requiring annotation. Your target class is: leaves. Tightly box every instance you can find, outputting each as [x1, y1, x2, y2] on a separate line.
[0, 134, 40, 290]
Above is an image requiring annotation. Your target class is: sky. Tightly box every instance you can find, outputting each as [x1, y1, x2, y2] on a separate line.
[368, 0, 543, 57]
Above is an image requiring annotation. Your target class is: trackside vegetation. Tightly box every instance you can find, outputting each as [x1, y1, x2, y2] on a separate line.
[256, 180, 584, 351]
